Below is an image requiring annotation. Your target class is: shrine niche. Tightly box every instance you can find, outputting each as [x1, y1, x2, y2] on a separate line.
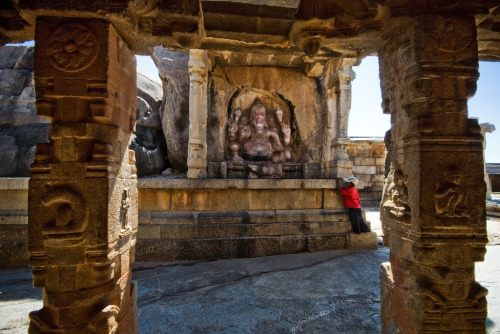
[224, 89, 302, 178]
[206, 64, 325, 180]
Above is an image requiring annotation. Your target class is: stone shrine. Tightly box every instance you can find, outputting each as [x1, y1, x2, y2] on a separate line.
[0, 0, 499, 333]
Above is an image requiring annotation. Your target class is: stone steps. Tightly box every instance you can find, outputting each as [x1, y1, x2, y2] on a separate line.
[136, 209, 377, 261]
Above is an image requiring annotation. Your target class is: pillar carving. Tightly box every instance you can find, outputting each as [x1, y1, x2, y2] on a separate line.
[29, 17, 138, 333]
[187, 49, 208, 178]
[379, 13, 488, 333]
[328, 58, 358, 178]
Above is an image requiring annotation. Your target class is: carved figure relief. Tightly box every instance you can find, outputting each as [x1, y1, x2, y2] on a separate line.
[226, 97, 296, 164]
[383, 168, 410, 221]
[435, 166, 470, 218]
[423, 17, 473, 53]
[47, 23, 99, 72]
[120, 188, 131, 233]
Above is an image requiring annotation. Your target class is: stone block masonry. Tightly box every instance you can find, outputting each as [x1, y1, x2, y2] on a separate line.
[0, 178, 378, 265]
[347, 138, 386, 204]
[135, 178, 377, 261]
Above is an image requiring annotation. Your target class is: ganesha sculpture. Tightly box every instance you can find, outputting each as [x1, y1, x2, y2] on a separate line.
[227, 99, 293, 163]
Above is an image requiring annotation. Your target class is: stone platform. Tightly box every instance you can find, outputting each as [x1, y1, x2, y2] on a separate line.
[0, 177, 377, 265]
[0, 178, 28, 266]
[136, 178, 377, 261]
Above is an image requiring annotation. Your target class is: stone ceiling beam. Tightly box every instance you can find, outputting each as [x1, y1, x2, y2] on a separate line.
[1, 1, 500, 62]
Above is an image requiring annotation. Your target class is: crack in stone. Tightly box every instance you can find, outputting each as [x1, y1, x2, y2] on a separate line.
[132, 260, 206, 272]
[137, 251, 362, 307]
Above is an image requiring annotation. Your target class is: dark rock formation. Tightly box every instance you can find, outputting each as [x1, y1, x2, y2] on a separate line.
[131, 71, 168, 176]
[0, 46, 49, 176]
[153, 46, 190, 172]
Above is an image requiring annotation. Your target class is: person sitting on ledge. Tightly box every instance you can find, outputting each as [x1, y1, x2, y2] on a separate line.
[337, 177, 371, 234]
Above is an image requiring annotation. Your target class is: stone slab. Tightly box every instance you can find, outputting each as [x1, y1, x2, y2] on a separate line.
[140, 188, 326, 211]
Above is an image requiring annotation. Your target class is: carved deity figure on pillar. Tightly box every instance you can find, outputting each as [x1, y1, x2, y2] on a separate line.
[435, 166, 470, 218]
[382, 168, 410, 221]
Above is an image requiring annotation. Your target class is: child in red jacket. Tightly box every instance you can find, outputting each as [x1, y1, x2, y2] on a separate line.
[337, 177, 371, 234]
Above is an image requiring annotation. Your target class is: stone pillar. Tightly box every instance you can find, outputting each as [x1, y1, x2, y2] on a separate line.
[379, 13, 488, 333]
[480, 123, 496, 200]
[329, 58, 358, 178]
[187, 49, 208, 179]
[29, 17, 138, 333]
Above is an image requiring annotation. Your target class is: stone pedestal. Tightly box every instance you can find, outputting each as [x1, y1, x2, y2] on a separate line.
[379, 13, 488, 333]
[330, 138, 353, 179]
[28, 17, 138, 334]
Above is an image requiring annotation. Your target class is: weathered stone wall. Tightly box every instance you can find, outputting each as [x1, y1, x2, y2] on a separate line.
[347, 138, 385, 204]
[0, 177, 379, 265]
[0, 178, 28, 266]
[131, 71, 167, 176]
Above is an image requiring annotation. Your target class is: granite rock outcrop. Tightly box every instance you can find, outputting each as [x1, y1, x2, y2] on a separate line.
[0, 46, 49, 176]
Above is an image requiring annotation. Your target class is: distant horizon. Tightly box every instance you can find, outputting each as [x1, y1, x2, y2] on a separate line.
[6, 41, 498, 162]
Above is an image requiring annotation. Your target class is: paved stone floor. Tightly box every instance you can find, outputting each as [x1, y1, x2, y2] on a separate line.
[1, 207, 499, 333]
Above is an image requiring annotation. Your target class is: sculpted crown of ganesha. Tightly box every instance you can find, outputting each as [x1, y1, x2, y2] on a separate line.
[227, 98, 294, 163]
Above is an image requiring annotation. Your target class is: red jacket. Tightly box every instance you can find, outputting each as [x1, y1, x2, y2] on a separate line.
[339, 186, 361, 208]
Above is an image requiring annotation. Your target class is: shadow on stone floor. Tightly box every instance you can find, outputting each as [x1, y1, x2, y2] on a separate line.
[1, 205, 500, 333]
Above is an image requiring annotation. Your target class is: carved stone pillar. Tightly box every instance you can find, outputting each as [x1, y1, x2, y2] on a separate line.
[480, 123, 495, 200]
[329, 58, 358, 178]
[379, 12, 488, 333]
[29, 17, 138, 333]
[187, 49, 208, 179]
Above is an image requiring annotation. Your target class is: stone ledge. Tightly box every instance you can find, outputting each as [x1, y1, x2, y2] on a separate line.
[139, 178, 337, 190]
[0, 177, 338, 190]
[0, 177, 29, 190]
[0, 211, 28, 225]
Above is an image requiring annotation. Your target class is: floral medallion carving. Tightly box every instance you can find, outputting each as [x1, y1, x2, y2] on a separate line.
[47, 23, 99, 72]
